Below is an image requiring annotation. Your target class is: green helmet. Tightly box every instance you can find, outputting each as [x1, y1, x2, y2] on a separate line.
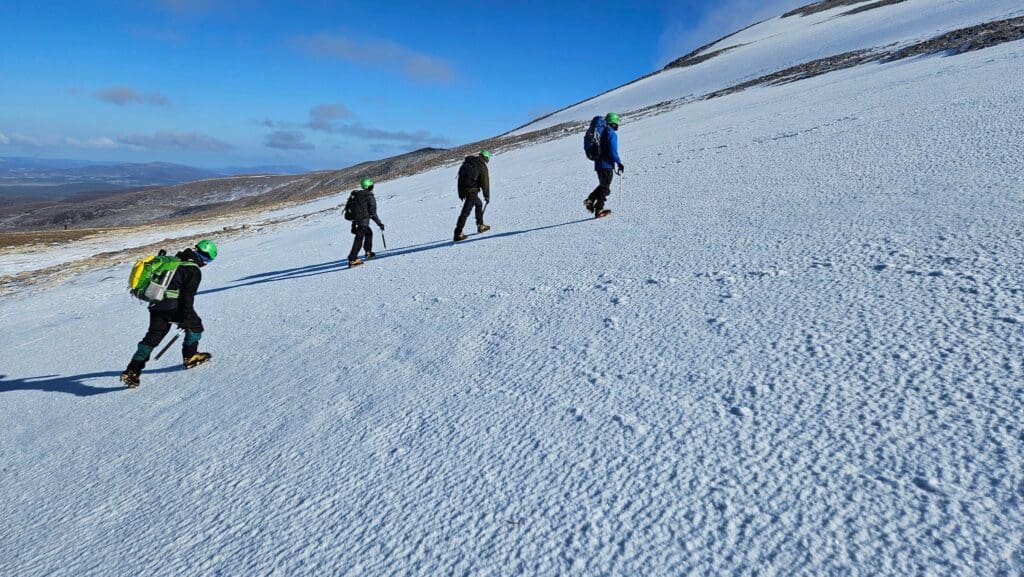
[605, 112, 621, 125]
[360, 178, 374, 190]
[195, 239, 218, 262]
[480, 149, 492, 160]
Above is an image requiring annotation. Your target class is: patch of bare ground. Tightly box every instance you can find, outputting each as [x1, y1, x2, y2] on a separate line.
[885, 15, 1024, 59]
[0, 228, 110, 250]
[662, 18, 765, 71]
[704, 49, 878, 99]
[705, 15, 1024, 99]
[664, 45, 744, 71]
[842, 0, 909, 17]
[783, 0, 907, 18]
[0, 207, 314, 296]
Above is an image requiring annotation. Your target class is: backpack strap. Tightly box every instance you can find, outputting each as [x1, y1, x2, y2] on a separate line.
[163, 261, 198, 299]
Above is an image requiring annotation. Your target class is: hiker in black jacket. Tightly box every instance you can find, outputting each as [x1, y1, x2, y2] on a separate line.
[347, 178, 385, 267]
[454, 149, 492, 242]
[120, 240, 218, 388]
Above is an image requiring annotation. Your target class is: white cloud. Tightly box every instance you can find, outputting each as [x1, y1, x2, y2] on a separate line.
[301, 103, 448, 147]
[95, 86, 171, 107]
[265, 130, 315, 151]
[658, 0, 809, 66]
[0, 131, 40, 146]
[295, 33, 456, 84]
[65, 136, 121, 150]
[118, 130, 233, 151]
[308, 103, 354, 131]
[154, 0, 221, 15]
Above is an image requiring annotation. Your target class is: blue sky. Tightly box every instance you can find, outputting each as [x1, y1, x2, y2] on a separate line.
[0, 0, 803, 170]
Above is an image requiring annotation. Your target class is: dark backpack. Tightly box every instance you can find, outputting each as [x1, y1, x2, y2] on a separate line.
[583, 116, 607, 161]
[343, 192, 357, 221]
[457, 156, 481, 195]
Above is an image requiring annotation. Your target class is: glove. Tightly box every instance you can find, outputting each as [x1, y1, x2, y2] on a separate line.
[484, 196, 491, 204]
[616, 162, 625, 173]
[378, 223, 385, 231]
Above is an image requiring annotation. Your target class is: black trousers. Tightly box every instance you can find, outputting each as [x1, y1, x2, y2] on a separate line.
[140, 310, 174, 349]
[128, 308, 202, 371]
[587, 169, 615, 212]
[142, 304, 204, 347]
[455, 191, 484, 234]
[348, 220, 373, 260]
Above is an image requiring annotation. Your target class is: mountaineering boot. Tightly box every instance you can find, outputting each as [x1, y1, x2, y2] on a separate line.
[454, 230, 468, 242]
[184, 352, 212, 369]
[364, 251, 376, 259]
[596, 209, 612, 218]
[349, 257, 364, 268]
[477, 224, 491, 234]
[584, 198, 595, 213]
[120, 370, 141, 388]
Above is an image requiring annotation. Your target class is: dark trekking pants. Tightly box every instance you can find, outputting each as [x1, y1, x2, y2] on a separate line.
[455, 191, 484, 235]
[127, 309, 203, 372]
[349, 219, 373, 261]
[587, 169, 614, 212]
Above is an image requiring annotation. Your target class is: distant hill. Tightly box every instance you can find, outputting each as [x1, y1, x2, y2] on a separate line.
[0, 158, 310, 206]
[0, 148, 446, 230]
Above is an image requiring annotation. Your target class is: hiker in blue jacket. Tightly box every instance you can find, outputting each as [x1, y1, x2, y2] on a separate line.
[585, 112, 625, 217]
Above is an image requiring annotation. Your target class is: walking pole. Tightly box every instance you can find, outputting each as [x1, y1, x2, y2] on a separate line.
[155, 329, 183, 361]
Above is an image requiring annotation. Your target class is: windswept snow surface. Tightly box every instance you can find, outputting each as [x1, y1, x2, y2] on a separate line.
[518, 0, 1024, 133]
[2, 43, 1024, 576]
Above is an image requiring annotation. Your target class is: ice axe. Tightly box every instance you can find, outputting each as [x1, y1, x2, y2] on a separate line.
[154, 329, 182, 361]
[378, 224, 387, 249]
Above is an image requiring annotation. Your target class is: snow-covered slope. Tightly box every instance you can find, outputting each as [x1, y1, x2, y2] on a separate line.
[519, 0, 1023, 133]
[2, 6, 1024, 577]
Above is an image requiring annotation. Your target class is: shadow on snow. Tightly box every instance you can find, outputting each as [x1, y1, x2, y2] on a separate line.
[200, 217, 594, 295]
[3, 219, 594, 397]
[0, 365, 183, 397]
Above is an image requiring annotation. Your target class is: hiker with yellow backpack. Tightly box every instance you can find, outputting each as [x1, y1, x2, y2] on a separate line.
[121, 240, 218, 388]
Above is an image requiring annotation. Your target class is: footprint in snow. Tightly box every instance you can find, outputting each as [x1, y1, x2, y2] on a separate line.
[612, 414, 648, 435]
[566, 407, 585, 423]
[730, 406, 753, 418]
[912, 477, 942, 494]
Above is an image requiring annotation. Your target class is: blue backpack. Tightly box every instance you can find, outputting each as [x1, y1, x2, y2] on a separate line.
[583, 116, 607, 161]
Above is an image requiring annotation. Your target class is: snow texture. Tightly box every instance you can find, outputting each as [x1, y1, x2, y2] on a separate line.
[2, 7, 1024, 577]
[518, 0, 1024, 133]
